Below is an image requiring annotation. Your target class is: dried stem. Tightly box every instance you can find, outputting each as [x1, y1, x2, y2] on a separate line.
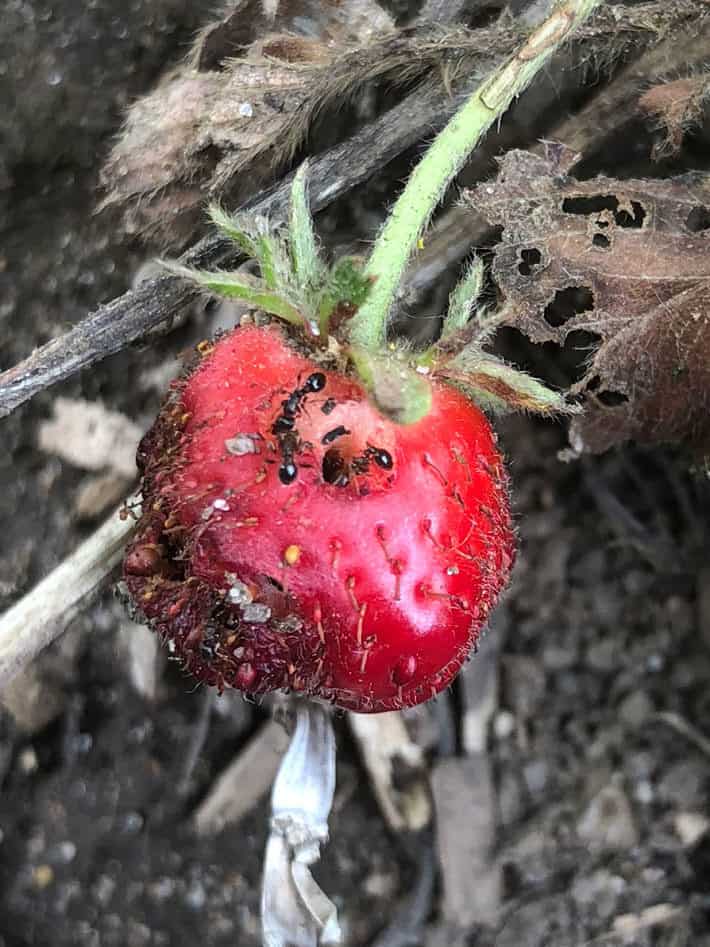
[262, 702, 339, 946]
[0, 499, 140, 690]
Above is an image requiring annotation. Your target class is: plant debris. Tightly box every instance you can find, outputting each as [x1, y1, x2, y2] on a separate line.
[38, 397, 143, 479]
[471, 145, 710, 457]
[100, 0, 407, 250]
[638, 75, 710, 160]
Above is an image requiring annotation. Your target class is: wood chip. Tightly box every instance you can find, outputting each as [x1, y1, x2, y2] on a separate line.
[0, 663, 66, 734]
[348, 711, 431, 832]
[431, 756, 500, 930]
[612, 904, 684, 942]
[75, 472, 133, 519]
[119, 620, 164, 701]
[459, 624, 506, 755]
[38, 397, 143, 478]
[193, 720, 289, 835]
[577, 782, 639, 851]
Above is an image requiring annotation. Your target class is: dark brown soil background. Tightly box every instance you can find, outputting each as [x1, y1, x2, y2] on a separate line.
[2, 2, 710, 946]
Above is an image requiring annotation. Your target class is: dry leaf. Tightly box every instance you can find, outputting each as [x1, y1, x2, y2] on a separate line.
[638, 76, 710, 159]
[101, 0, 395, 250]
[38, 397, 143, 478]
[192, 0, 394, 70]
[470, 146, 710, 455]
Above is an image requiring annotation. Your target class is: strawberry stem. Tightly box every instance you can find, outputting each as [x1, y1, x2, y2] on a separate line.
[348, 0, 602, 352]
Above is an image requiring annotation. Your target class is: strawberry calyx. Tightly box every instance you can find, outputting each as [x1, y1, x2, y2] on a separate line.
[166, 164, 574, 426]
[164, 166, 373, 346]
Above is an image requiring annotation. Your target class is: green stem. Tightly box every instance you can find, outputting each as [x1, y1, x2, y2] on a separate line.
[349, 0, 602, 351]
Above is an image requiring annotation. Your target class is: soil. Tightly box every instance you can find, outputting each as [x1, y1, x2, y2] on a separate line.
[2, 3, 710, 947]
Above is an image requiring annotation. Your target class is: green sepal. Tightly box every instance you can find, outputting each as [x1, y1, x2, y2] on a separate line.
[441, 256, 485, 341]
[161, 261, 304, 326]
[289, 161, 327, 293]
[316, 257, 372, 330]
[437, 350, 579, 416]
[208, 204, 293, 291]
[207, 204, 258, 258]
[349, 346, 432, 425]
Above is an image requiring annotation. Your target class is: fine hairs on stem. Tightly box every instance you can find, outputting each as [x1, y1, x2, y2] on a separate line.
[349, 0, 603, 352]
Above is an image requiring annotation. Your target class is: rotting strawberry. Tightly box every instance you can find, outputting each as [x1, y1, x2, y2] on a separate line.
[123, 320, 515, 711]
[122, 165, 572, 712]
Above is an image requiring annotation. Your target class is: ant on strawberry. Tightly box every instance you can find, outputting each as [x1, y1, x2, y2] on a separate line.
[351, 445, 393, 474]
[272, 372, 327, 484]
[367, 446, 393, 470]
[322, 442, 394, 487]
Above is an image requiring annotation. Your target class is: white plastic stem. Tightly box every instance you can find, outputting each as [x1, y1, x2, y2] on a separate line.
[262, 702, 340, 947]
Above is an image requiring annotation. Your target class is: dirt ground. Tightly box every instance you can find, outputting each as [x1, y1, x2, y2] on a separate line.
[2, 3, 710, 946]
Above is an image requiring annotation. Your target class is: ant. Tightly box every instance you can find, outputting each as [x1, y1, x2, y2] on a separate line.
[323, 442, 393, 487]
[367, 446, 394, 470]
[272, 372, 326, 484]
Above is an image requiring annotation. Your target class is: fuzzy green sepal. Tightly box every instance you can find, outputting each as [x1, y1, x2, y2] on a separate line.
[437, 351, 579, 417]
[161, 261, 305, 325]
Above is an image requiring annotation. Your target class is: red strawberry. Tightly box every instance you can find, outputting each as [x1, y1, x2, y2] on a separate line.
[123, 322, 515, 712]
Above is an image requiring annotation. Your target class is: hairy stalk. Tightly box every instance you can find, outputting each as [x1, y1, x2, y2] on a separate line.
[349, 0, 602, 351]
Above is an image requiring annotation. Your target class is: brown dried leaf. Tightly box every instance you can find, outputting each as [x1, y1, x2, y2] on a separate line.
[470, 146, 710, 455]
[639, 76, 710, 160]
[193, 0, 394, 70]
[101, 0, 394, 250]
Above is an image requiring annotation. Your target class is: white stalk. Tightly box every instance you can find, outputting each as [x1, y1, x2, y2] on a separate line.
[0, 497, 140, 690]
[262, 701, 340, 947]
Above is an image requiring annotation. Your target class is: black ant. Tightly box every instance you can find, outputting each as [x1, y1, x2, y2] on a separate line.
[353, 445, 393, 473]
[323, 442, 393, 487]
[273, 373, 326, 433]
[272, 372, 327, 484]
[367, 446, 394, 470]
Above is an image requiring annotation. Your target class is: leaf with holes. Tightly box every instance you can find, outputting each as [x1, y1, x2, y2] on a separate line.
[470, 145, 710, 456]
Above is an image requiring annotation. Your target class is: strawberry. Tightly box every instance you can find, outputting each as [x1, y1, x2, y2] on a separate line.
[124, 322, 514, 711]
[122, 167, 568, 712]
